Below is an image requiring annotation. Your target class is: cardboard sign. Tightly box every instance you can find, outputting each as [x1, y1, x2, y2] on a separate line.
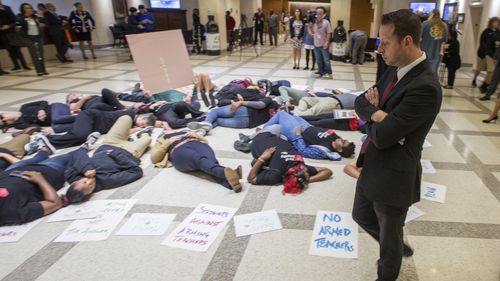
[309, 211, 358, 259]
[233, 209, 282, 237]
[421, 181, 447, 203]
[0, 219, 41, 243]
[47, 200, 106, 222]
[126, 30, 194, 94]
[162, 204, 237, 252]
[116, 213, 176, 236]
[405, 206, 425, 223]
[54, 199, 136, 242]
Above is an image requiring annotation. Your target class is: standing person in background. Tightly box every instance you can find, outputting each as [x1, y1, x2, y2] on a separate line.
[191, 8, 204, 54]
[420, 9, 447, 73]
[125, 7, 143, 34]
[472, 17, 500, 92]
[349, 29, 368, 65]
[0, 0, 30, 71]
[35, 3, 46, 19]
[44, 3, 72, 63]
[282, 10, 290, 43]
[18, 3, 48, 76]
[480, 46, 500, 102]
[225, 10, 235, 50]
[442, 30, 461, 89]
[136, 5, 153, 32]
[253, 8, 265, 46]
[268, 10, 279, 46]
[69, 2, 96, 60]
[308, 6, 332, 79]
[303, 12, 315, 71]
[290, 9, 304, 70]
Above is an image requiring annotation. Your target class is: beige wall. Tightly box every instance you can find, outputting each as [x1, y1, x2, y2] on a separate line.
[199, 0, 228, 49]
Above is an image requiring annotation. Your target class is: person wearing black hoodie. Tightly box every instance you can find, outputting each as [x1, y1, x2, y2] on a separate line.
[442, 30, 461, 89]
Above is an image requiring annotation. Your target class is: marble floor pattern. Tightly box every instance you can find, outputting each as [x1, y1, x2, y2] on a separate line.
[0, 43, 499, 281]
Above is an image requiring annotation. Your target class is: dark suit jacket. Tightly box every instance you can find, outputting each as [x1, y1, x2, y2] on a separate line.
[354, 59, 442, 208]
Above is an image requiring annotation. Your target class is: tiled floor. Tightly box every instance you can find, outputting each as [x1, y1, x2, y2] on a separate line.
[0, 41, 499, 281]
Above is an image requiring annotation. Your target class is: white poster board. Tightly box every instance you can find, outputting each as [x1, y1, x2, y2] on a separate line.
[405, 206, 425, 223]
[116, 213, 176, 236]
[0, 219, 41, 243]
[421, 181, 447, 203]
[162, 204, 237, 252]
[309, 211, 358, 259]
[421, 159, 436, 174]
[233, 209, 282, 237]
[54, 199, 136, 242]
[47, 200, 106, 222]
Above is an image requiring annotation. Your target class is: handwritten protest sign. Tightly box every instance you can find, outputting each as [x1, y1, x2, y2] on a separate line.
[54, 199, 136, 242]
[47, 200, 105, 222]
[0, 219, 41, 243]
[421, 159, 436, 174]
[405, 205, 425, 223]
[162, 204, 237, 252]
[421, 181, 447, 203]
[334, 109, 356, 119]
[233, 209, 282, 237]
[309, 211, 358, 259]
[116, 213, 176, 236]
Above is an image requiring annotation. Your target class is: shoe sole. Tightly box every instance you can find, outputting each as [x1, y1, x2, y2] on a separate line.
[224, 168, 242, 193]
[187, 122, 212, 132]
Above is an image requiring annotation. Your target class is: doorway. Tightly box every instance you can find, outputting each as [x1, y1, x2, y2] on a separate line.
[469, 4, 483, 45]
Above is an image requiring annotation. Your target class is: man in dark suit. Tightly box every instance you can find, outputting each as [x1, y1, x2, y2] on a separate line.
[43, 3, 72, 63]
[353, 9, 442, 281]
[253, 8, 265, 45]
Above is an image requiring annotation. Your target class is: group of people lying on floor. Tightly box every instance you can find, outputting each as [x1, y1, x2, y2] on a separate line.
[0, 73, 364, 226]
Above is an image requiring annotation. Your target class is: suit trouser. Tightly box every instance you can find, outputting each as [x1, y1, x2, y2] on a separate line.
[25, 35, 46, 74]
[254, 26, 264, 44]
[169, 141, 231, 189]
[102, 116, 151, 158]
[48, 27, 68, 57]
[0, 134, 31, 158]
[269, 27, 278, 45]
[157, 103, 204, 129]
[6, 150, 50, 171]
[47, 112, 94, 149]
[352, 186, 408, 281]
[295, 97, 339, 116]
[351, 35, 368, 64]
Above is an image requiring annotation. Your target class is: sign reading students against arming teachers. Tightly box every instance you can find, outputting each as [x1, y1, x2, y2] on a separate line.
[309, 211, 358, 259]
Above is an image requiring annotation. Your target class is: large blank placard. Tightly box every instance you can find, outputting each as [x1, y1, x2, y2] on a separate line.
[126, 30, 193, 94]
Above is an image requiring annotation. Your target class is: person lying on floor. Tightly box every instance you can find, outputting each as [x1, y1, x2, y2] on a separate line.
[142, 96, 204, 130]
[236, 112, 355, 160]
[118, 73, 217, 107]
[294, 89, 359, 116]
[186, 98, 277, 131]
[66, 88, 126, 113]
[150, 129, 242, 193]
[214, 83, 268, 106]
[0, 101, 82, 133]
[247, 130, 332, 194]
[0, 132, 52, 172]
[24, 108, 156, 150]
[63, 115, 151, 204]
[0, 137, 96, 225]
[301, 114, 368, 133]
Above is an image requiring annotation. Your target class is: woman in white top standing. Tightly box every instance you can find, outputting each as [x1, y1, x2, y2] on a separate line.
[69, 2, 96, 60]
[18, 3, 48, 76]
[290, 9, 304, 70]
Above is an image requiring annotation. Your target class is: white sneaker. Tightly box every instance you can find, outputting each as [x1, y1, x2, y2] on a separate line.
[81, 132, 101, 150]
[36, 135, 56, 155]
[187, 122, 213, 133]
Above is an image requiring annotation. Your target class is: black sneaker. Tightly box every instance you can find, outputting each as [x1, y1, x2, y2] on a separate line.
[403, 243, 414, 257]
[233, 140, 251, 153]
[479, 95, 491, 101]
[128, 126, 153, 141]
[238, 133, 251, 143]
[480, 83, 489, 93]
[472, 79, 477, 87]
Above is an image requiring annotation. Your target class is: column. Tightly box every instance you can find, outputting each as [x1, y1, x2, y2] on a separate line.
[89, 0, 115, 45]
[199, 0, 228, 50]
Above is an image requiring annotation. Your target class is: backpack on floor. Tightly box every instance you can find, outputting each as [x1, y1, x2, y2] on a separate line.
[270, 80, 291, 96]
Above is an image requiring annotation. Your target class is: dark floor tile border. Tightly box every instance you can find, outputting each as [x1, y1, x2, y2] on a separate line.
[407, 221, 500, 239]
[2, 242, 77, 281]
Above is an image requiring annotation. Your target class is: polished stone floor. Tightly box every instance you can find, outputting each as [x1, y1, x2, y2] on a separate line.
[0, 42, 499, 281]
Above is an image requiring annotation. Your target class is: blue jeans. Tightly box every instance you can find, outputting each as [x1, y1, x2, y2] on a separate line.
[51, 103, 76, 133]
[205, 105, 249, 128]
[314, 47, 332, 75]
[6, 150, 50, 171]
[263, 112, 311, 141]
[38, 148, 88, 173]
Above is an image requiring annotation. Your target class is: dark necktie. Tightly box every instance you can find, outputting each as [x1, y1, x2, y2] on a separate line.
[359, 71, 398, 154]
